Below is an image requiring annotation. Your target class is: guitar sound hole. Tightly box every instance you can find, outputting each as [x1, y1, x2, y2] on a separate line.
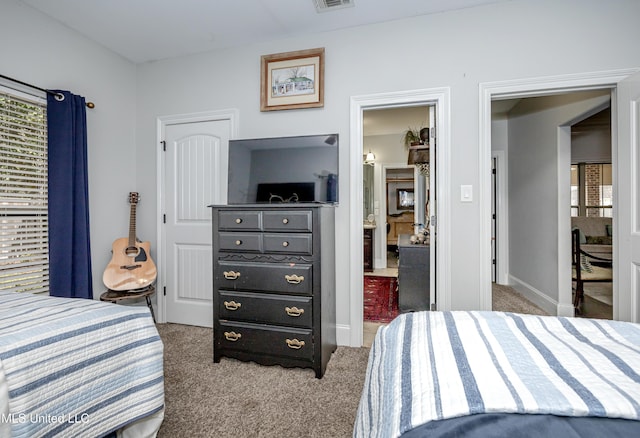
[125, 246, 141, 257]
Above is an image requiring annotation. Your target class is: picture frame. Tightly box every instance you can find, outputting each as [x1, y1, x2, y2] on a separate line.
[397, 188, 415, 210]
[260, 48, 324, 112]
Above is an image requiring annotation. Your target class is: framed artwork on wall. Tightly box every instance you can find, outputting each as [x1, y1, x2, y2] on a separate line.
[260, 48, 324, 111]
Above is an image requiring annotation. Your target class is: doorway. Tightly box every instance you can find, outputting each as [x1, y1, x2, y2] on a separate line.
[490, 93, 613, 318]
[480, 68, 640, 322]
[156, 109, 238, 326]
[349, 88, 451, 347]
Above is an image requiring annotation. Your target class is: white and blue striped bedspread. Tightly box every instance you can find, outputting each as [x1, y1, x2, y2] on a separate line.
[354, 311, 640, 438]
[0, 291, 164, 438]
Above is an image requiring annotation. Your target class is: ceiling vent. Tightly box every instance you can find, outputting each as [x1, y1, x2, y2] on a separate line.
[314, 0, 354, 13]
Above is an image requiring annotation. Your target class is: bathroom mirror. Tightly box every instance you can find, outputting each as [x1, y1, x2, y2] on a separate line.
[363, 164, 374, 221]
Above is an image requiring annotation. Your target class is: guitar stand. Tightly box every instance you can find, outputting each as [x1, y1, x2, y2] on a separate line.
[99, 285, 156, 323]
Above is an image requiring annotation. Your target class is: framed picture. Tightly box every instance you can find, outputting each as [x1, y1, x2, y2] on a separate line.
[397, 188, 415, 210]
[260, 48, 324, 112]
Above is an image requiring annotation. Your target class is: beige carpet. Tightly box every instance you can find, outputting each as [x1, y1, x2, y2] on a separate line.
[491, 283, 549, 315]
[156, 323, 370, 438]
[156, 288, 552, 437]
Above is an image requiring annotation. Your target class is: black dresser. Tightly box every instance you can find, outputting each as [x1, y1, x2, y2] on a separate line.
[398, 234, 430, 312]
[209, 204, 336, 378]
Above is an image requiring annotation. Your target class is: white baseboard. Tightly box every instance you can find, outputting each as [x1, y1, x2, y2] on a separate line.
[336, 324, 354, 347]
[508, 275, 558, 316]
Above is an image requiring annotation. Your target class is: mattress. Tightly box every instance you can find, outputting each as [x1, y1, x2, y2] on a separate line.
[0, 291, 164, 437]
[354, 311, 640, 438]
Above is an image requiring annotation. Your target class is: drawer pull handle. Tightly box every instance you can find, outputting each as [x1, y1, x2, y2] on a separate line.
[235, 218, 242, 224]
[235, 239, 242, 246]
[224, 300, 242, 311]
[282, 218, 289, 224]
[282, 241, 289, 247]
[285, 274, 304, 284]
[286, 338, 305, 349]
[285, 306, 304, 317]
[223, 271, 241, 280]
[224, 331, 242, 342]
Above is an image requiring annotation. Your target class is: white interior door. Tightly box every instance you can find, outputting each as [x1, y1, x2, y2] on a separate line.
[616, 70, 640, 322]
[163, 119, 230, 327]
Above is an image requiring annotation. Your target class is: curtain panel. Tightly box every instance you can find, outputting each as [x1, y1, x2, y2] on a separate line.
[47, 91, 93, 299]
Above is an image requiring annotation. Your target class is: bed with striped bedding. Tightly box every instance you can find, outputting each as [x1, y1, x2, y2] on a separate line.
[354, 311, 640, 438]
[0, 291, 164, 438]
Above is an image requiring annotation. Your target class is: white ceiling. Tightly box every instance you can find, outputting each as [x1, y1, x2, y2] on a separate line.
[19, 0, 511, 63]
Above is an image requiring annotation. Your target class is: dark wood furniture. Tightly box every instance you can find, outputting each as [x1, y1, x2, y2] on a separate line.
[397, 234, 430, 312]
[387, 211, 414, 245]
[363, 227, 374, 272]
[210, 204, 336, 378]
[571, 228, 612, 313]
[99, 285, 156, 322]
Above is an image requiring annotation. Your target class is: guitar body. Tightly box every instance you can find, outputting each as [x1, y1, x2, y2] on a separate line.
[103, 238, 157, 291]
[103, 192, 157, 291]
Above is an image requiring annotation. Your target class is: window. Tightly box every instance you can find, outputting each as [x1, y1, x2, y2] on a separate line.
[571, 163, 612, 218]
[0, 85, 49, 294]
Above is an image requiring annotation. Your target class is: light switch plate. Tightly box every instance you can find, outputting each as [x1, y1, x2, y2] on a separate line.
[461, 185, 473, 202]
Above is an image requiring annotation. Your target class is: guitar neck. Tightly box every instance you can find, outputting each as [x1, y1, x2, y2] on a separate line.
[128, 202, 137, 247]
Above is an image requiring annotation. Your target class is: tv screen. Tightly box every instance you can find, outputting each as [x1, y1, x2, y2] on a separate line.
[227, 134, 338, 204]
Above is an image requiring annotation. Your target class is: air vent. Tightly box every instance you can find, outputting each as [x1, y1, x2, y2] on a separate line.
[314, 0, 354, 13]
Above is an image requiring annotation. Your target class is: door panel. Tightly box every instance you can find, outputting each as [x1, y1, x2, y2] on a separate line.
[616, 70, 640, 322]
[164, 120, 230, 327]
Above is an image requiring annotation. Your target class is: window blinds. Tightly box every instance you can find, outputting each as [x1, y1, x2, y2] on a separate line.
[0, 89, 49, 294]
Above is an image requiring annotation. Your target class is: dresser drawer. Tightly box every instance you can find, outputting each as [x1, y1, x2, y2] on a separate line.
[263, 210, 312, 232]
[217, 261, 312, 294]
[263, 233, 312, 255]
[218, 211, 261, 231]
[218, 291, 312, 327]
[217, 321, 313, 360]
[218, 232, 262, 252]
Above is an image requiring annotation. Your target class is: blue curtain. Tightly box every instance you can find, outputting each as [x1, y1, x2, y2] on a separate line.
[47, 91, 93, 299]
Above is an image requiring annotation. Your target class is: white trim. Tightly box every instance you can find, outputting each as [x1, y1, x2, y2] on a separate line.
[479, 68, 639, 317]
[349, 88, 451, 347]
[508, 275, 558, 316]
[557, 126, 573, 316]
[155, 109, 239, 323]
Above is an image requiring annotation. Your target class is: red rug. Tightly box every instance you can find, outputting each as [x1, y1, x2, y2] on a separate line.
[363, 276, 399, 323]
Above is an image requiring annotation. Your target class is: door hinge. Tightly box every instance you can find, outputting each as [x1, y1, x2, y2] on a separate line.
[163, 286, 166, 296]
[430, 303, 437, 311]
[163, 214, 166, 223]
[161, 140, 166, 151]
[430, 215, 437, 227]
[492, 168, 496, 174]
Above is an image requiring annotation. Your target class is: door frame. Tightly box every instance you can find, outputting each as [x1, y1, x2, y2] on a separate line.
[479, 68, 639, 319]
[349, 88, 451, 347]
[155, 109, 239, 323]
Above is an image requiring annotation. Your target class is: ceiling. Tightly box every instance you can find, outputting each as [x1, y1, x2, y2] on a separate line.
[19, 0, 511, 64]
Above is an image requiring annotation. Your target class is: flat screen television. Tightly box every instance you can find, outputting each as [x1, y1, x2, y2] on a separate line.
[227, 134, 339, 204]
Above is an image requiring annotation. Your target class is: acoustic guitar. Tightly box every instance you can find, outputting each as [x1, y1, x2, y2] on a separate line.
[103, 192, 157, 291]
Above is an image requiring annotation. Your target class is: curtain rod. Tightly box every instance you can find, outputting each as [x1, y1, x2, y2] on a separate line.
[0, 73, 95, 109]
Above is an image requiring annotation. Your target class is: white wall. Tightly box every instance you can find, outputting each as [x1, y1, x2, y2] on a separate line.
[0, 0, 138, 297]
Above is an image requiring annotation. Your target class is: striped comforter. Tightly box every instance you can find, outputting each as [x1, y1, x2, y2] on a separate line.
[354, 311, 640, 438]
[0, 291, 164, 438]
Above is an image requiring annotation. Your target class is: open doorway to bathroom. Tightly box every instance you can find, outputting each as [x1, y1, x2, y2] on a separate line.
[362, 105, 433, 346]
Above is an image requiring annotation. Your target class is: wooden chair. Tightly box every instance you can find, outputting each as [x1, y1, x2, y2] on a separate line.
[571, 228, 612, 313]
